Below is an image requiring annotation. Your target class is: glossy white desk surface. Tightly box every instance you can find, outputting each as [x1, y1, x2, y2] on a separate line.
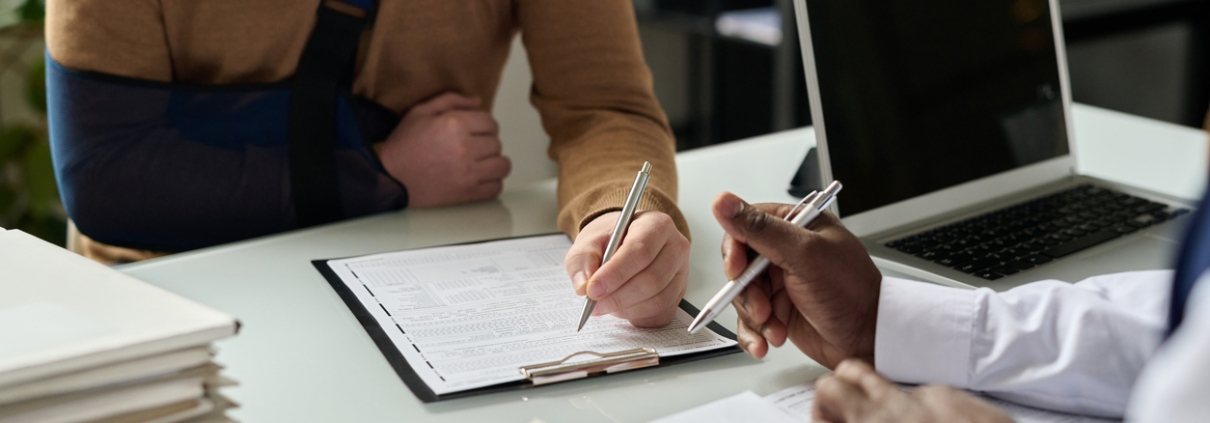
[121, 104, 1207, 422]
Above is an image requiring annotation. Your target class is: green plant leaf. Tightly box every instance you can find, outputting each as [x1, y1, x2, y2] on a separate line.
[21, 137, 59, 218]
[0, 185, 15, 217]
[26, 60, 45, 113]
[15, 214, 65, 246]
[0, 125, 36, 164]
[18, 0, 43, 22]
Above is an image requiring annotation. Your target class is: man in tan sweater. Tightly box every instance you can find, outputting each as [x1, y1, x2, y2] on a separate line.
[47, 0, 690, 328]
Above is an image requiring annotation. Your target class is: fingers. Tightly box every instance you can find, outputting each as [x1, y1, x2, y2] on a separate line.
[586, 212, 678, 300]
[733, 279, 773, 327]
[474, 155, 511, 182]
[711, 192, 815, 267]
[471, 181, 504, 201]
[911, 385, 1015, 423]
[565, 222, 610, 296]
[815, 360, 890, 422]
[577, 212, 689, 328]
[814, 374, 871, 423]
[616, 267, 686, 327]
[770, 289, 794, 334]
[758, 316, 788, 348]
[444, 110, 499, 136]
[806, 208, 844, 233]
[592, 236, 684, 316]
[720, 234, 748, 280]
[833, 359, 895, 401]
[737, 318, 770, 358]
[466, 135, 504, 161]
[459, 131, 503, 160]
[412, 92, 481, 116]
[377, 94, 509, 208]
[731, 278, 790, 349]
[443, 111, 501, 162]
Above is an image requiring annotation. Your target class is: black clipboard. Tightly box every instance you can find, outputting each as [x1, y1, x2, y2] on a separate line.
[313, 234, 742, 403]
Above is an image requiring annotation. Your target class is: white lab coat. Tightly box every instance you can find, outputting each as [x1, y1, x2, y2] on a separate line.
[873, 270, 1210, 421]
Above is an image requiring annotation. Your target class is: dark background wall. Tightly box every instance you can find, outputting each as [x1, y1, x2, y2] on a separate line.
[635, 0, 1210, 150]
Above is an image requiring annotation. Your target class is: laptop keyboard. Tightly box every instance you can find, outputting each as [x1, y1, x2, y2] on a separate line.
[885, 185, 1190, 280]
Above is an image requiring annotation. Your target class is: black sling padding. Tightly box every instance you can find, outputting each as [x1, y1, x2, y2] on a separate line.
[288, 2, 374, 228]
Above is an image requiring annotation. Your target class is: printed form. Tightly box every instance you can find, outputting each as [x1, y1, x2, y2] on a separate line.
[324, 234, 736, 395]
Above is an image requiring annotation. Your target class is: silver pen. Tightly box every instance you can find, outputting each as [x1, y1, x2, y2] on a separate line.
[576, 161, 653, 332]
[687, 180, 843, 334]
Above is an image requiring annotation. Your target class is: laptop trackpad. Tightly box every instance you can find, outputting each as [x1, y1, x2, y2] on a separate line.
[1049, 234, 1178, 281]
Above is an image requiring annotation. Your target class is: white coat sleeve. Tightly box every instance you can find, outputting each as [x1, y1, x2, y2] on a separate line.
[1126, 271, 1210, 422]
[873, 271, 1172, 418]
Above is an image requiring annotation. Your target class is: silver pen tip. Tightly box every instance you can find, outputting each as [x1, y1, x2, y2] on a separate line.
[576, 311, 590, 332]
[640, 161, 652, 174]
[686, 312, 707, 334]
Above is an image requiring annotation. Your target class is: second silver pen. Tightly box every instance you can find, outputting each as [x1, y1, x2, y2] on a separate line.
[687, 180, 843, 334]
[575, 161, 652, 332]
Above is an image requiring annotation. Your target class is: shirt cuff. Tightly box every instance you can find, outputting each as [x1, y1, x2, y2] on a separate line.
[874, 276, 976, 387]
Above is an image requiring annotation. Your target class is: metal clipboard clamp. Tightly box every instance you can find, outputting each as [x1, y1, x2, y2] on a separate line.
[519, 347, 660, 386]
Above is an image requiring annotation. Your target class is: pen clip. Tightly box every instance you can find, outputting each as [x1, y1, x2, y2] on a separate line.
[813, 181, 844, 212]
[784, 191, 819, 220]
[817, 194, 837, 212]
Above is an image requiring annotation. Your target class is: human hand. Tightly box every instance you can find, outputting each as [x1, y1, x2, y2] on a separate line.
[565, 211, 690, 327]
[813, 360, 1013, 423]
[376, 92, 511, 207]
[712, 192, 881, 368]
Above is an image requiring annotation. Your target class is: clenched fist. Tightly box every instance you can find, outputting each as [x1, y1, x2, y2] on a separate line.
[377, 92, 512, 207]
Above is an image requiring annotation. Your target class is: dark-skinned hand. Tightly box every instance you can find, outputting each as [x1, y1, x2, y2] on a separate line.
[712, 191, 882, 368]
[813, 360, 1014, 423]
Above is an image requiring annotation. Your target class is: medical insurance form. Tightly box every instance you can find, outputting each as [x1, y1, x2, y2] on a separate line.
[316, 234, 738, 401]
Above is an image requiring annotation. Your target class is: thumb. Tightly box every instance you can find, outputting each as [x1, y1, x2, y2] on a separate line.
[712, 192, 809, 269]
[565, 238, 604, 296]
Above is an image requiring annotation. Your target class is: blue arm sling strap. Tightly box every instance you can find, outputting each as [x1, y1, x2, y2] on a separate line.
[46, 0, 405, 252]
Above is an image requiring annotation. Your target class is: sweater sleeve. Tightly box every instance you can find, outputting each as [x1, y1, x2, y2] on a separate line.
[46, 0, 172, 82]
[515, 0, 688, 240]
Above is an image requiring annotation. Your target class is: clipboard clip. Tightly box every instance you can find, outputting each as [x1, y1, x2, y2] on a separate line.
[519, 347, 659, 386]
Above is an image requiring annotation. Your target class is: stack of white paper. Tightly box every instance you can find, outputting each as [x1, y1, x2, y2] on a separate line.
[0, 229, 241, 423]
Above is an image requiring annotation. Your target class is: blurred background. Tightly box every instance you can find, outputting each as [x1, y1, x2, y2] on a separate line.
[1, 0, 1205, 246]
[0, 0, 60, 245]
[632, 0, 1209, 149]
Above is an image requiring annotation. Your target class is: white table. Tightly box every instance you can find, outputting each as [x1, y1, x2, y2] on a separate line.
[121, 104, 1207, 422]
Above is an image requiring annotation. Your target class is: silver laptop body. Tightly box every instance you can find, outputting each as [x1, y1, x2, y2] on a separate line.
[791, 0, 1195, 290]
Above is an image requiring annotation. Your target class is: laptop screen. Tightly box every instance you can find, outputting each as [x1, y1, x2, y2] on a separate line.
[804, 0, 1070, 216]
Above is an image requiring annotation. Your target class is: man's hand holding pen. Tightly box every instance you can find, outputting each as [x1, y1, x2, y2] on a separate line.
[711, 191, 882, 368]
[566, 210, 690, 328]
[565, 162, 690, 330]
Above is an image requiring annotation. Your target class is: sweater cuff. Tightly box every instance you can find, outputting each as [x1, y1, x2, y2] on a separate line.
[557, 181, 690, 241]
[874, 276, 975, 388]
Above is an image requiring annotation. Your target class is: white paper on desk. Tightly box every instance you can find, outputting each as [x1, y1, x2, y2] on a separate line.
[325, 234, 736, 395]
[764, 384, 1121, 423]
[764, 383, 816, 418]
[650, 391, 802, 423]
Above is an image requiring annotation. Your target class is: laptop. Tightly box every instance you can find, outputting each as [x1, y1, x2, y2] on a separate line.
[790, 0, 1195, 289]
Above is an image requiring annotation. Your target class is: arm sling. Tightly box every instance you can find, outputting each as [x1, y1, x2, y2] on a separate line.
[46, 0, 404, 252]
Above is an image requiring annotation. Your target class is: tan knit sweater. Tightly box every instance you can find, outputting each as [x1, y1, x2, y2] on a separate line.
[47, 0, 687, 263]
